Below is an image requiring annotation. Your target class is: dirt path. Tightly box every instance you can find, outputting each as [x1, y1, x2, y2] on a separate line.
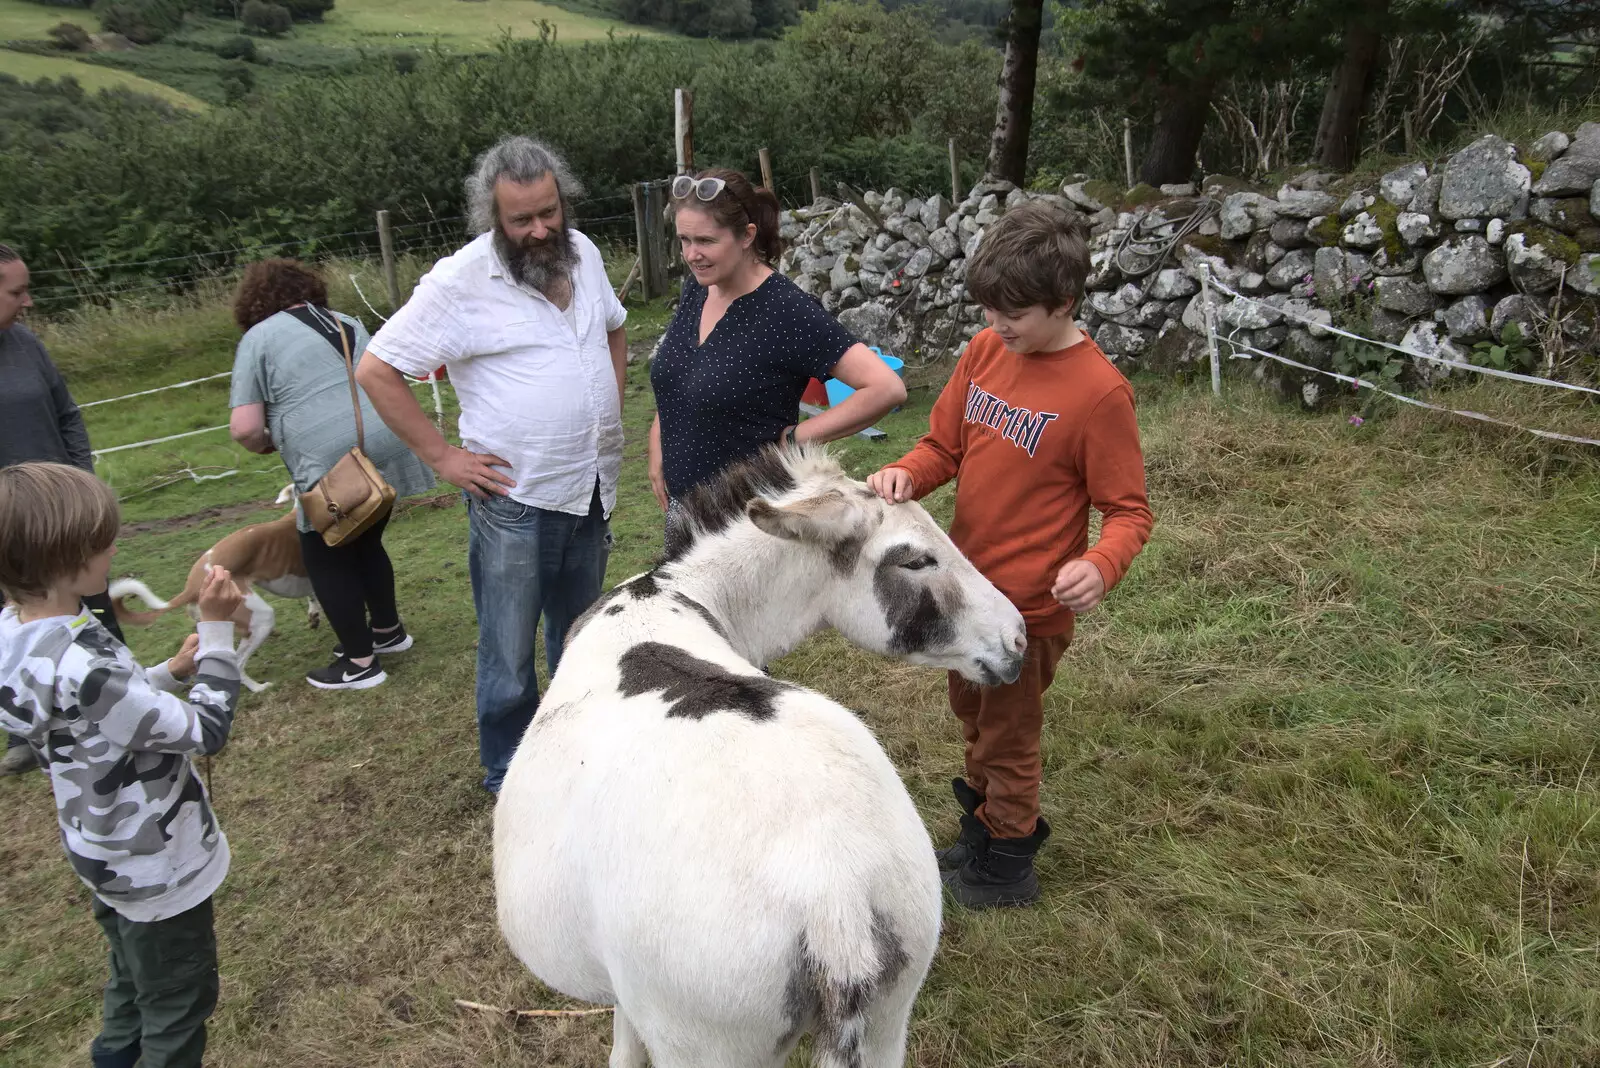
[122, 490, 461, 536]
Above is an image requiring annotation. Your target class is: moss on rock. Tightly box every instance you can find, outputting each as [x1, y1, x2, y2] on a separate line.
[1201, 174, 1255, 197]
[1368, 199, 1405, 260]
[1507, 220, 1581, 265]
[1308, 213, 1343, 247]
[1081, 179, 1122, 210]
[1177, 232, 1243, 267]
[1120, 183, 1161, 211]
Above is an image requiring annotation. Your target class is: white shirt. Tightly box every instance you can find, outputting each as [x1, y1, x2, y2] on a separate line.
[366, 230, 626, 516]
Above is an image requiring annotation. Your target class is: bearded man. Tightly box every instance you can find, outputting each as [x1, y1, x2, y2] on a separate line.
[359, 135, 627, 795]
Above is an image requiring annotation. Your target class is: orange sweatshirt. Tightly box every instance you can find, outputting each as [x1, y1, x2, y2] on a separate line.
[892, 329, 1154, 637]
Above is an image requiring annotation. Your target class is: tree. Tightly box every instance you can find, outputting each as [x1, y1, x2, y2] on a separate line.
[984, 0, 1045, 185]
[216, 33, 256, 60]
[1076, 0, 1329, 186]
[1311, 0, 1465, 170]
[1312, 0, 1388, 170]
[96, 0, 188, 44]
[281, 0, 333, 21]
[616, 0, 794, 39]
[219, 63, 254, 104]
[47, 21, 93, 50]
[241, 0, 292, 35]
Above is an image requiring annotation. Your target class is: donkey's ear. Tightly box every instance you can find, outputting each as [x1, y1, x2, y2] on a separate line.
[748, 490, 869, 546]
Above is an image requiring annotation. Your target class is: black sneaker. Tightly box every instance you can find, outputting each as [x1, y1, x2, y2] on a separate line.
[307, 655, 386, 691]
[333, 624, 413, 659]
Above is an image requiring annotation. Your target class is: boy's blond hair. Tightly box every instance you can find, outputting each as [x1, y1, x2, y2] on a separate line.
[0, 462, 120, 600]
[966, 200, 1091, 316]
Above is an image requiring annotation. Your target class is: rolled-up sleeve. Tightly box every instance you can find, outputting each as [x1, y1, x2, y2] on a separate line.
[585, 236, 626, 332]
[365, 271, 469, 378]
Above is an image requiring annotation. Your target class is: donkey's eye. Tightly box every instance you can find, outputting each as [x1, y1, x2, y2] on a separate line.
[899, 555, 937, 571]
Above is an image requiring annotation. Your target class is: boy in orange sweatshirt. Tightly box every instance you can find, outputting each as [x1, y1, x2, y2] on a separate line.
[867, 201, 1153, 908]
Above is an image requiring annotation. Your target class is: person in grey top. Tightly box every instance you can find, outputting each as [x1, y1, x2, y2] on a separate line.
[227, 259, 434, 691]
[0, 243, 128, 776]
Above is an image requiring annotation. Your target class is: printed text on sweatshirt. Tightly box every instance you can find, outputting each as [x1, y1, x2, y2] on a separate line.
[891, 330, 1154, 635]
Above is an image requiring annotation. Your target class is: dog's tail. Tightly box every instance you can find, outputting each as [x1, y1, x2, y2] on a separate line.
[108, 578, 192, 626]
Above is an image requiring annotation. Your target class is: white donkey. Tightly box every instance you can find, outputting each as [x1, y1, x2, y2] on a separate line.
[494, 445, 1027, 1068]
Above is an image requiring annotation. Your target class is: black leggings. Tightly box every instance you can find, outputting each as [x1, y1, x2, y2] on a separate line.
[297, 510, 400, 660]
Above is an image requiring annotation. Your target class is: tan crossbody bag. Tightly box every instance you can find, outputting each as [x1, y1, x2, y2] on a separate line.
[298, 310, 396, 547]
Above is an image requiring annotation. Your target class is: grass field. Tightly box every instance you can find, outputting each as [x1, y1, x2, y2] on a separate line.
[0, 0, 655, 106]
[290, 0, 653, 46]
[2, 268, 1599, 1066]
[0, 40, 207, 110]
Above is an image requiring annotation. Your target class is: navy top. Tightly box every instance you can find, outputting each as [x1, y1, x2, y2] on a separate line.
[652, 271, 857, 498]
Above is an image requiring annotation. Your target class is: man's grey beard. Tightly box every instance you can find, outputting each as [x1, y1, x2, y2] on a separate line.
[495, 223, 578, 298]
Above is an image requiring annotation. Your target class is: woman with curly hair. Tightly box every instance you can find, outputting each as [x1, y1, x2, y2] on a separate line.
[227, 259, 433, 691]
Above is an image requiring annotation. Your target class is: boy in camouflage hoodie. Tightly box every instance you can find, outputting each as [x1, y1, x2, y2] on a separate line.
[0, 462, 244, 1068]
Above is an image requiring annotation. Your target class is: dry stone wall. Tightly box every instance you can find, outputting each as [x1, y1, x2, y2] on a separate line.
[777, 123, 1600, 408]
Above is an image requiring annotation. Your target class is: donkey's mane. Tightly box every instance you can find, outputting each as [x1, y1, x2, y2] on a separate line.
[665, 444, 841, 562]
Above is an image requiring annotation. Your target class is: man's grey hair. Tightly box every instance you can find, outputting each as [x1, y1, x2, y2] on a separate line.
[0, 244, 18, 265]
[466, 136, 586, 235]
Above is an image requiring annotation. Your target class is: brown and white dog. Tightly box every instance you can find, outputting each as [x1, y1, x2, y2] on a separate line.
[111, 485, 320, 692]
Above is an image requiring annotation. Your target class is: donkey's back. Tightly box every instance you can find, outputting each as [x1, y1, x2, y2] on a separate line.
[493, 585, 941, 1068]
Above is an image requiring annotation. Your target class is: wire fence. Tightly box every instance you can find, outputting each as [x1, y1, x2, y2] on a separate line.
[1198, 266, 1600, 448]
[29, 191, 646, 309]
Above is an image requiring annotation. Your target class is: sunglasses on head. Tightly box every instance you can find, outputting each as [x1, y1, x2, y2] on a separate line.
[671, 175, 727, 201]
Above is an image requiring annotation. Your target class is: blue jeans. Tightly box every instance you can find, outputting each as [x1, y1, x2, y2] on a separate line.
[467, 483, 610, 792]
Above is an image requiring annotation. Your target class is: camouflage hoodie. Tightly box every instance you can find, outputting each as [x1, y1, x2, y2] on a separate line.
[0, 607, 240, 922]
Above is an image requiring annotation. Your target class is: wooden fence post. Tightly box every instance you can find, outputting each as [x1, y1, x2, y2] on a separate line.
[376, 209, 401, 311]
[948, 138, 960, 205]
[631, 184, 655, 301]
[759, 147, 774, 192]
[1123, 117, 1135, 189]
[642, 180, 670, 296]
[809, 167, 821, 204]
[1200, 264, 1222, 397]
[675, 89, 694, 175]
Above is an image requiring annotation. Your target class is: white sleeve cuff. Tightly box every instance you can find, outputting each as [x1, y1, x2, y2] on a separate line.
[197, 621, 236, 656]
[146, 662, 182, 693]
[364, 339, 445, 380]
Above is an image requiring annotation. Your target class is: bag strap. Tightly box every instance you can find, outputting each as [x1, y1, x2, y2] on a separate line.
[286, 305, 365, 453]
[332, 313, 365, 454]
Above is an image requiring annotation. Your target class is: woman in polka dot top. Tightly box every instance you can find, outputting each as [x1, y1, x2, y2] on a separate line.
[648, 168, 906, 553]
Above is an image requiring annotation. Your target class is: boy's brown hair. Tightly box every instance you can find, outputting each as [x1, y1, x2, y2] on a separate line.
[966, 200, 1091, 315]
[0, 463, 120, 600]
